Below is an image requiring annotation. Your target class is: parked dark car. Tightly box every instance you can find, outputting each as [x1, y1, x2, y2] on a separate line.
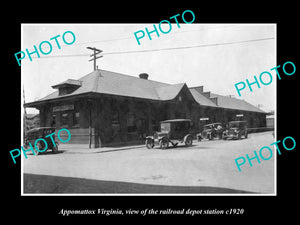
[197, 122, 224, 141]
[222, 121, 248, 140]
[145, 119, 193, 149]
[25, 127, 58, 155]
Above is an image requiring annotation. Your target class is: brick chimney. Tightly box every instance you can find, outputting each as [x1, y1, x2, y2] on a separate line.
[139, 73, 149, 80]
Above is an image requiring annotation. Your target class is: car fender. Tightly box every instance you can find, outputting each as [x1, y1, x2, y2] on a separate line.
[159, 136, 169, 141]
[145, 136, 154, 140]
[184, 134, 193, 142]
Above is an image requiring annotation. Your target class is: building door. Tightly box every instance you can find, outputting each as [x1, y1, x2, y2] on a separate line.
[136, 118, 147, 139]
[199, 117, 209, 132]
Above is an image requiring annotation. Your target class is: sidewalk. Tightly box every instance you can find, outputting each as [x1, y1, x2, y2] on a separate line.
[57, 143, 145, 154]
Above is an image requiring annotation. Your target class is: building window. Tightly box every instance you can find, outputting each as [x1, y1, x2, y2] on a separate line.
[61, 112, 69, 128]
[136, 118, 147, 138]
[112, 110, 120, 126]
[152, 119, 159, 132]
[127, 113, 136, 133]
[73, 111, 80, 127]
[111, 110, 120, 138]
[51, 114, 56, 128]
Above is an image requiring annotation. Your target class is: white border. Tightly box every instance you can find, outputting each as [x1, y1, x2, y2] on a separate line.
[20, 23, 277, 196]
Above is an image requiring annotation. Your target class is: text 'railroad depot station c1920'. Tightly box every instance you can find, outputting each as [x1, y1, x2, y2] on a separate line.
[24, 68, 267, 148]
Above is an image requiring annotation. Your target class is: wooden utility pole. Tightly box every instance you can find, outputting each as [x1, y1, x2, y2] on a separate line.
[86, 47, 103, 71]
[87, 99, 93, 149]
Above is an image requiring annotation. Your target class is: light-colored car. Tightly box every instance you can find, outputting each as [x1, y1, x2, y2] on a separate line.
[145, 119, 193, 149]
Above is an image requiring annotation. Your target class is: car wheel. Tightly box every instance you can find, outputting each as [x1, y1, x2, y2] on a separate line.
[197, 135, 202, 142]
[185, 136, 193, 147]
[145, 139, 154, 149]
[52, 145, 58, 154]
[34, 142, 41, 155]
[159, 139, 169, 149]
[237, 133, 241, 140]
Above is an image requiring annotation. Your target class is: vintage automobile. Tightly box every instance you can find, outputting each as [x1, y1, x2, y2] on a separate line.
[145, 119, 193, 149]
[197, 123, 224, 141]
[222, 121, 248, 140]
[25, 127, 58, 155]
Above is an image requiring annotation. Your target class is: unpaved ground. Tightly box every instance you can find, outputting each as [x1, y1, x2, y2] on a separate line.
[23, 131, 275, 194]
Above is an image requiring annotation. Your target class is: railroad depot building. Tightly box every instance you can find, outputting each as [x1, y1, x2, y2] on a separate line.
[24, 69, 267, 148]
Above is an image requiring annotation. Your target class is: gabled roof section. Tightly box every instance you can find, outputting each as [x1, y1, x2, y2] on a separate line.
[189, 88, 217, 107]
[51, 79, 82, 89]
[155, 83, 186, 100]
[33, 70, 192, 104]
[92, 70, 167, 99]
[189, 86, 265, 113]
[51, 78, 83, 96]
[24, 69, 266, 114]
[210, 93, 266, 113]
[31, 69, 169, 103]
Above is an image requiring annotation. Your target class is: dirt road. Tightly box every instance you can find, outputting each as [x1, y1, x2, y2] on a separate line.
[23, 131, 275, 194]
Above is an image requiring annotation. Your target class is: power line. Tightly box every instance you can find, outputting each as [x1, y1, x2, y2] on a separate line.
[104, 37, 275, 55]
[24, 25, 236, 52]
[69, 25, 235, 47]
[26, 37, 274, 60]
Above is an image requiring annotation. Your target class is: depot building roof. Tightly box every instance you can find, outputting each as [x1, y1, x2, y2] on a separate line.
[25, 69, 265, 113]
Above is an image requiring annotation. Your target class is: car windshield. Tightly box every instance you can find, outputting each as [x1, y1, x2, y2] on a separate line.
[204, 125, 212, 129]
[229, 122, 243, 128]
[160, 122, 171, 132]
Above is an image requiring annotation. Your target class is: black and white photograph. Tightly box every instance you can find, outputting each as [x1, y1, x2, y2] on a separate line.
[3, 3, 299, 221]
[20, 23, 276, 195]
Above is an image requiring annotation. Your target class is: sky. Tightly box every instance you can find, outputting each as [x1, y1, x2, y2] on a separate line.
[21, 23, 276, 114]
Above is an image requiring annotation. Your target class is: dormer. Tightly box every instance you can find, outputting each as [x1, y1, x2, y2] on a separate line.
[52, 79, 82, 96]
